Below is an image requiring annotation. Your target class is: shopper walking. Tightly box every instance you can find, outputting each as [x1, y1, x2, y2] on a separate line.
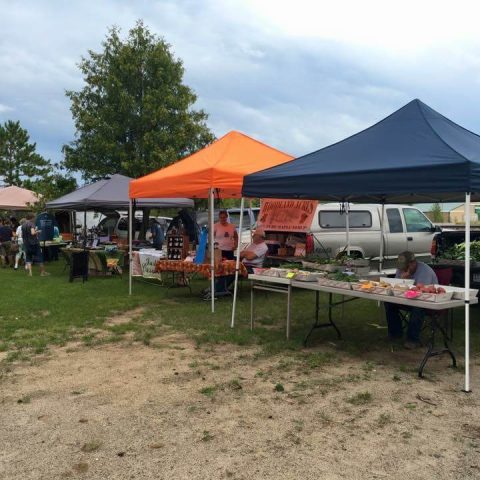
[14, 218, 27, 270]
[22, 213, 49, 277]
[0, 217, 13, 267]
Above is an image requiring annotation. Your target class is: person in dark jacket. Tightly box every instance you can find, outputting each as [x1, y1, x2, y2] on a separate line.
[149, 219, 165, 250]
[0, 217, 13, 267]
[22, 213, 49, 276]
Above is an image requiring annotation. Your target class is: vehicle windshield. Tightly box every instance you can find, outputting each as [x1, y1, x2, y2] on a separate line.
[229, 211, 253, 229]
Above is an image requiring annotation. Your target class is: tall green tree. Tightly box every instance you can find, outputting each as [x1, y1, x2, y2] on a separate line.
[430, 203, 443, 223]
[0, 120, 50, 186]
[63, 20, 215, 180]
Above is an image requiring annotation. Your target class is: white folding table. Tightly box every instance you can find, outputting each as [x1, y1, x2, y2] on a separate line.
[249, 274, 477, 376]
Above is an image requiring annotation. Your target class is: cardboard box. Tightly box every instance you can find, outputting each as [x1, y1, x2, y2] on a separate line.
[294, 242, 306, 257]
[205, 248, 223, 265]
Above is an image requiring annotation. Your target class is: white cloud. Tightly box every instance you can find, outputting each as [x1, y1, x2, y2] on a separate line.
[0, 0, 480, 165]
[0, 103, 13, 113]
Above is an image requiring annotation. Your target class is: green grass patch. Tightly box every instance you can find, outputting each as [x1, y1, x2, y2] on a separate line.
[201, 430, 214, 442]
[199, 386, 217, 397]
[302, 351, 336, 369]
[227, 379, 243, 390]
[1, 261, 480, 372]
[346, 391, 372, 405]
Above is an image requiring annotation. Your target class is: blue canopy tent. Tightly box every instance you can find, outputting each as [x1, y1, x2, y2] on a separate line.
[242, 99, 480, 391]
[243, 99, 480, 203]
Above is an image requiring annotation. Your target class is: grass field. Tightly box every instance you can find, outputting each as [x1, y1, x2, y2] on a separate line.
[1, 259, 479, 366]
[2, 260, 480, 479]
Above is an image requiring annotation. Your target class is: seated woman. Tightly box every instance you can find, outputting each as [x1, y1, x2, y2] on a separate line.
[203, 228, 268, 300]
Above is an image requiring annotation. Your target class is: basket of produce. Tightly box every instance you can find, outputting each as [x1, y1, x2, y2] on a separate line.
[371, 280, 394, 295]
[408, 284, 453, 302]
[447, 286, 479, 300]
[380, 277, 414, 287]
[260, 268, 282, 277]
[277, 268, 295, 278]
[392, 284, 411, 297]
[252, 267, 268, 275]
[354, 266, 371, 276]
[302, 255, 342, 272]
[393, 284, 453, 302]
[295, 271, 325, 282]
[351, 280, 377, 293]
[324, 272, 358, 289]
[301, 260, 325, 271]
[322, 263, 343, 273]
[302, 261, 341, 272]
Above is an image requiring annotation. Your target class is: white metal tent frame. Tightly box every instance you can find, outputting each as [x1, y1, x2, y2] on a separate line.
[129, 187, 218, 313]
[231, 193, 473, 392]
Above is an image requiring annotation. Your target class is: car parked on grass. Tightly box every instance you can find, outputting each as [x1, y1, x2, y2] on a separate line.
[97, 212, 171, 240]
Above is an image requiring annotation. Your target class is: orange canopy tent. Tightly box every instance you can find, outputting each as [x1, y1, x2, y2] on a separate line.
[128, 130, 293, 314]
[129, 131, 293, 199]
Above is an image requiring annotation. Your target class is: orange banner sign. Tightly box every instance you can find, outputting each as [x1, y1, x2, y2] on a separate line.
[258, 199, 318, 231]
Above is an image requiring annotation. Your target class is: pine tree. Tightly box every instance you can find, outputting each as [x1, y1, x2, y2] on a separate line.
[0, 120, 50, 186]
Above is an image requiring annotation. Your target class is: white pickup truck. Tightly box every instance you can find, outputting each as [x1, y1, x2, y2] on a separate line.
[264, 203, 439, 268]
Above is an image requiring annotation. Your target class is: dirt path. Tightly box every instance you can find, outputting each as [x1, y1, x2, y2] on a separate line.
[1, 334, 479, 479]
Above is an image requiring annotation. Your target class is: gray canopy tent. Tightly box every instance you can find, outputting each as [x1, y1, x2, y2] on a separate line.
[46, 173, 194, 241]
[241, 99, 480, 392]
[46, 174, 193, 210]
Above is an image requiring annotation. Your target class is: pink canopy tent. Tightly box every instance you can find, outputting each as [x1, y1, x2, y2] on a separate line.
[0, 186, 40, 210]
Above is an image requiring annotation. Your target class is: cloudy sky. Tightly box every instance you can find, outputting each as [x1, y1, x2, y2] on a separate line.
[1, 0, 480, 174]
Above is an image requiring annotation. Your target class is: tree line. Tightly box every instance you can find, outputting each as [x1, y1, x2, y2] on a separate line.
[0, 20, 214, 203]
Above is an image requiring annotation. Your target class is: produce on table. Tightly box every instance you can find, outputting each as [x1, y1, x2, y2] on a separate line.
[279, 263, 306, 270]
[304, 254, 340, 265]
[405, 290, 420, 299]
[439, 240, 480, 262]
[409, 284, 446, 294]
[329, 271, 359, 282]
[154, 260, 247, 277]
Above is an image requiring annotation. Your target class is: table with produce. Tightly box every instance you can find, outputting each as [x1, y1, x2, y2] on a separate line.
[249, 262, 477, 375]
[154, 259, 248, 279]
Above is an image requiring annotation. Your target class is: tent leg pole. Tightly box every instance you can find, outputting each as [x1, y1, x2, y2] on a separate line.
[345, 202, 350, 256]
[378, 203, 385, 272]
[210, 188, 215, 313]
[83, 208, 87, 249]
[231, 197, 245, 328]
[464, 192, 471, 392]
[249, 198, 254, 242]
[129, 199, 133, 296]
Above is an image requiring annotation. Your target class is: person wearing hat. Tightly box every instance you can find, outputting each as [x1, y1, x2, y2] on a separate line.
[385, 251, 438, 349]
[203, 227, 268, 300]
[237, 227, 268, 270]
